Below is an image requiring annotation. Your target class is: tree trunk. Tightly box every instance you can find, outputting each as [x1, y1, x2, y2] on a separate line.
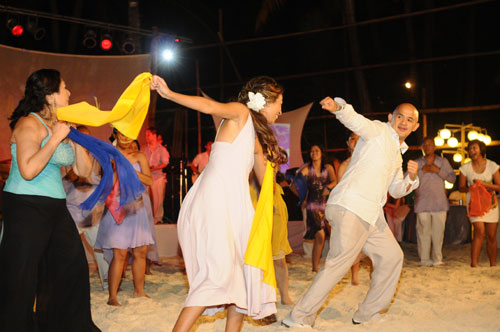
[342, 0, 372, 113]
[423, 0, 435, 108]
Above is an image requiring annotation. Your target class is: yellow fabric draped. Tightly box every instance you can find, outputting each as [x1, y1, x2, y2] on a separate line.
[56, 72, 152, 139]
[244, 161, 276, 288]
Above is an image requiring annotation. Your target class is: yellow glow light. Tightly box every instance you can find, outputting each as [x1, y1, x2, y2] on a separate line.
[447, 137, 458, 147]
[483, 135, 492, 145]
[453, 153, 463, 163]
[477, 133, 485, 142]
[404, 82, 412, 89]
[434, 136, 444, 146]
[444, 180, 454, 190]
[439, 129, 451, 139]
[464, 157, 471, 164]
[467, 130, 478, 140]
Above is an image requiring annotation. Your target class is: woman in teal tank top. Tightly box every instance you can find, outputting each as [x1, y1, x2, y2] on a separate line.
[0, 69, 100, 332]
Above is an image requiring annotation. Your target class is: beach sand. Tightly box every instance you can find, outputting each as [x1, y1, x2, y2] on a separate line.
[90, 242, 500, 332]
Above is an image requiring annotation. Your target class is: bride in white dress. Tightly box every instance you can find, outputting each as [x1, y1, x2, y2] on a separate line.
[151, 75, 287, 332]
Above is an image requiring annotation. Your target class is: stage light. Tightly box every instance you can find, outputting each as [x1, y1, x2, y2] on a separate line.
[453, 153, 463, 163]
[483, 135, 491, 145]
[439, 129, 451, 139]
[121, 37, 136, 54]
[444, 180, 454, 190]
[100, 33, 113, 50]
[162, 49, 175, 61]
[477, 133, 485, 142]
[404, 82, 412, 89]
[447, 137, 458, 148]
[434, 136, 444, 147]
[7, 18, 23, 37]
[83, 30, 97, 48]
[467, 130, 478, 141]
[26, 18, 45, 40]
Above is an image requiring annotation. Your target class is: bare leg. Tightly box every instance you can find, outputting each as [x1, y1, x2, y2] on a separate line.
[312, 229, 325, 272]
[146, 259, 153, 275]
[122, 251, 130, 279]
[485, 223, 498, 266]
[172, 306, 206, 332]
[132, 245, 149, 297]
[471, 222, 485, 267]
[274, 258, 294, 305]
[225, 305, 244, 332]
[108, 248, 128, 306]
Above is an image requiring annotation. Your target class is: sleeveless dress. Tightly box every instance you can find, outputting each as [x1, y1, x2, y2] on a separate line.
[304, 165, 329, 239]
[95, 162, 155, 263]
[177, 114, 276, 318]
[459, 160, 500, 223]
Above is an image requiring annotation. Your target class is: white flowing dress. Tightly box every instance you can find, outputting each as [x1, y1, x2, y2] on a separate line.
[177, 114, 276, 318]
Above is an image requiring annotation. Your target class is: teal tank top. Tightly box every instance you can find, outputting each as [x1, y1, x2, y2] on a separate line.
[4, 113, 75, 199]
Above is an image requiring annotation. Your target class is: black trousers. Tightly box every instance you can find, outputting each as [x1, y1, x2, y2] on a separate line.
[0, 192, 100, 332]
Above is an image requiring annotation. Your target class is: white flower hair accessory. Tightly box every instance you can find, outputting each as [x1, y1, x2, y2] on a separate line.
[246, 91, 266, 112]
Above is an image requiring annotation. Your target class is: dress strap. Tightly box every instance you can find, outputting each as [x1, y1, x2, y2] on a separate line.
[30, 112, 50, 131]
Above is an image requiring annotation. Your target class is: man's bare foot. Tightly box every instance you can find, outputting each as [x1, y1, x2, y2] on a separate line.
[351, 278, 359, 286]
[107, 298, 121, 306]
[281, 298, 295, 305]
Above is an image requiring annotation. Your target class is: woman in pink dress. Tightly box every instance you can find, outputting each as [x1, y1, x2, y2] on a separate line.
[151, 75, 287, 332]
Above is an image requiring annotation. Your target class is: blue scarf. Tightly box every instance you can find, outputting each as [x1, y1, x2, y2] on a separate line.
[68, 127, 145, 210]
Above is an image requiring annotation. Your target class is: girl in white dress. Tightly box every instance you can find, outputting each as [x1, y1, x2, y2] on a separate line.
[458, 139, 500, 267]
[151, 75, 287, 332]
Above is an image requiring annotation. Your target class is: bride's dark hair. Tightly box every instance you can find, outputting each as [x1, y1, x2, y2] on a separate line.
[237, 76, 288, 165]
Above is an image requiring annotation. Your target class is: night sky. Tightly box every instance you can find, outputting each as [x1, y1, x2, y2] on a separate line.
[2, 0, 500, 164]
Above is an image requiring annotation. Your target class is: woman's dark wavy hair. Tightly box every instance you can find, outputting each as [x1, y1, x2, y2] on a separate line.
[237, 76, 288, 165]
[8, 69, 61, 129]
[308, 144, 327, 172]
[467, 139, 487, 157]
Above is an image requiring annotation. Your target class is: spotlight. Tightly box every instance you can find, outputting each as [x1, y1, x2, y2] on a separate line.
[100, 33, 113, 51]
[453, 153, 463, 163]
[477, 133, 485, 142]
[483, 135, 492, 145]
[444, 181, 454, 190]
[26, 18, 45, 40]
[83, 30, 97, 49]
[404, 82, 412, 89]
[6, 18, 23, 37]
[121, 37, 136, 54]
[162, 49, 175, 61]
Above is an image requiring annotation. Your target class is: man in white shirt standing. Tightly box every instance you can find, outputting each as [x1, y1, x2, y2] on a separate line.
[142, 127, 170, 224]
[283, 97, 420, 328]
[414, 137, 456, 266]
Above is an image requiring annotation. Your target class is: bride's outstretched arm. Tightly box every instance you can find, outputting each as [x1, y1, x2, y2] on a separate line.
[151, 75, 248, 121]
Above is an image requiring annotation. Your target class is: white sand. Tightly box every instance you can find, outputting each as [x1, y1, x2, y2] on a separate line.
[90, 243, 500, 332]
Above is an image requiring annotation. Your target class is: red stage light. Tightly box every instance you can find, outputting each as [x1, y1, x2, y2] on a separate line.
[11, 25, 24, 36]
[174, 38, 180, 43]
[101, 38, 112, 50]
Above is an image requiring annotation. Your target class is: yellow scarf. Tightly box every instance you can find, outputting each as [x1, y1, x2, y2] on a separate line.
[244, 161, 276, 288]
[57, 72, 152, 139]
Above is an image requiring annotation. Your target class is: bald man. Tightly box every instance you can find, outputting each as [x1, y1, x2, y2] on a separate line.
[283, 98, 420, 328]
